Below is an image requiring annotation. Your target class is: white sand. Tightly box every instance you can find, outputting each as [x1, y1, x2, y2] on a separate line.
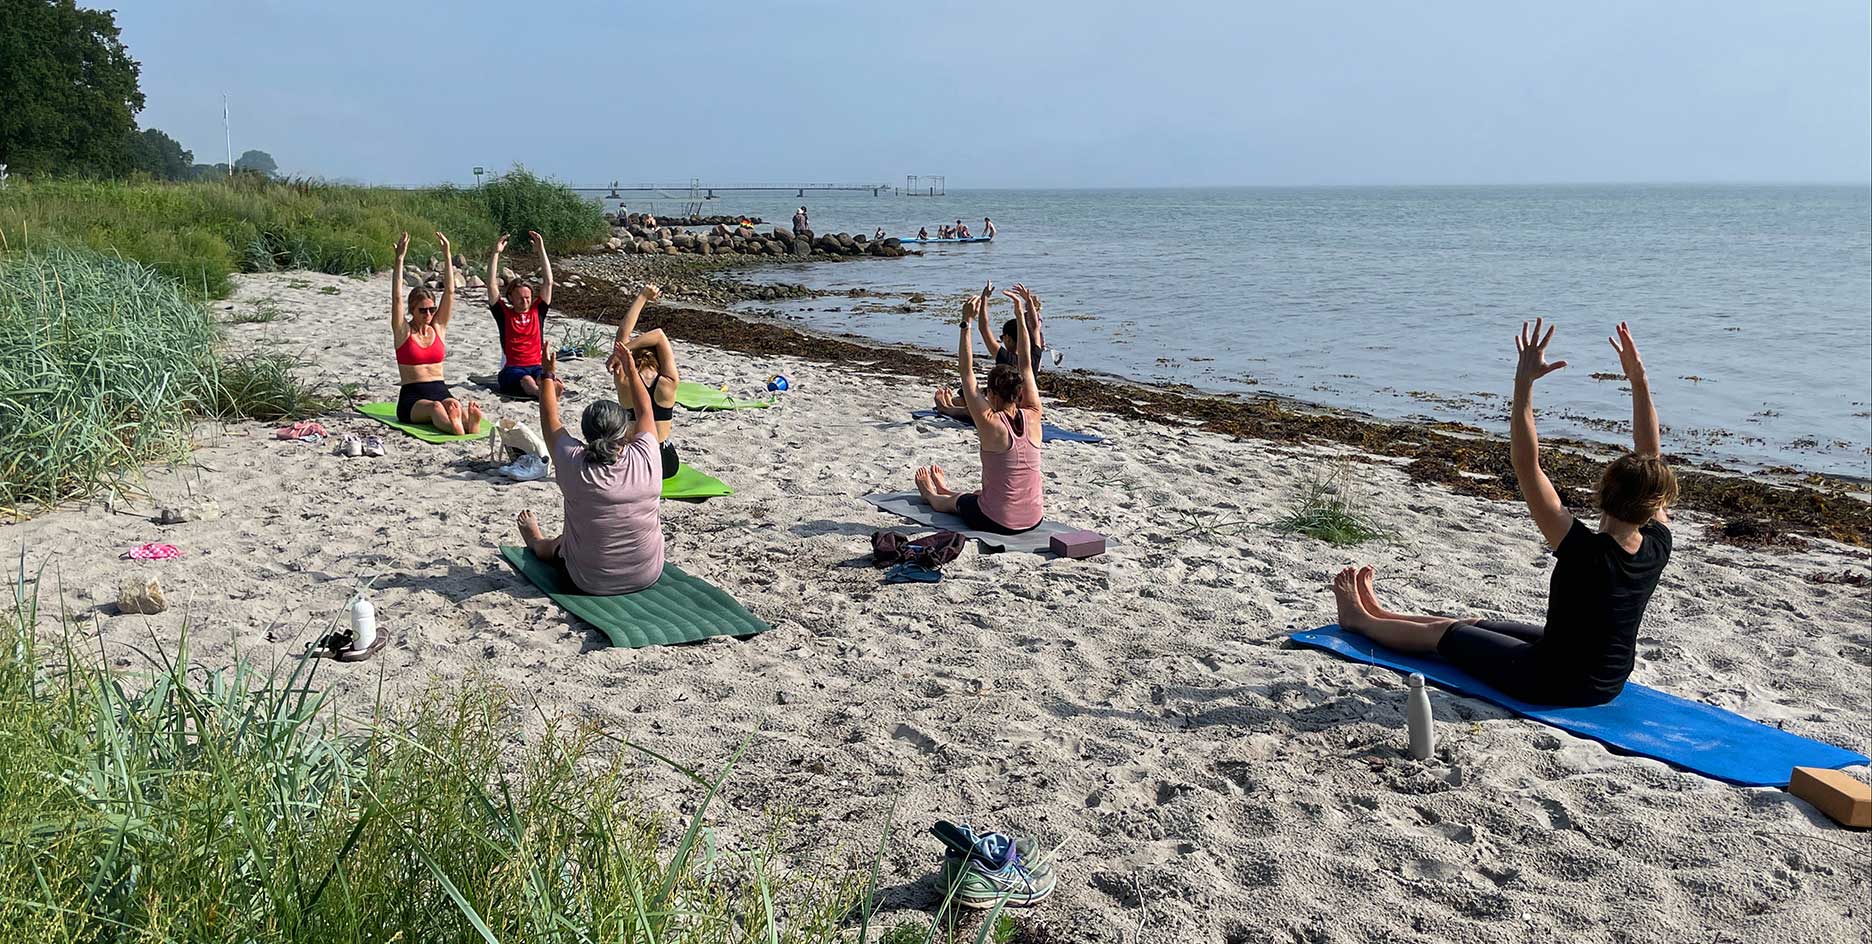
[8, 270, 1870, 942]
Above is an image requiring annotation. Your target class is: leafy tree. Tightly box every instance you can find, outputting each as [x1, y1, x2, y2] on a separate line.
[125, 128, 192, 180]
[189, 163, 230, 181]
[234, 150, 278, 177]
[0, 0, 145, 177]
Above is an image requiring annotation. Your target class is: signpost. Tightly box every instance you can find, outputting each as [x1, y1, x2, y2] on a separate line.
[473, 166, 485, 187]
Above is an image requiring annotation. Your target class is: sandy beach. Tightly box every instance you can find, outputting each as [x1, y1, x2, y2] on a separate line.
[7, 269, 1869, 942]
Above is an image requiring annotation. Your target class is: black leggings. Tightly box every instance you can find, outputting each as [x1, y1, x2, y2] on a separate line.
[1436, 621, 1611, 707]
[954, 493, 1037, 535]
[396, 380, 452, 423]
[659, 440, 680, 479]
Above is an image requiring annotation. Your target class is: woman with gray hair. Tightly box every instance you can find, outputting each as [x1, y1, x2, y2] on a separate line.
[514, 347, 664, 594]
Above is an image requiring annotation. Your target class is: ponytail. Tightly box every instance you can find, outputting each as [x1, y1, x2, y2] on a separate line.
[580, 400, 629, 465]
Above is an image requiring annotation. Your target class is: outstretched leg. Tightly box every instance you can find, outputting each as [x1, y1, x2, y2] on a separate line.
[1332, 567, 1455, 653]
[413, 398, 464, 435]
[517, 510, 563, 560]
[915, 466, 961, 513]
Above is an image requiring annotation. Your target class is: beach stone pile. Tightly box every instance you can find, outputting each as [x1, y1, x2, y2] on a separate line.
[605, 212, 763, 228]
[596, 223, 907, 260]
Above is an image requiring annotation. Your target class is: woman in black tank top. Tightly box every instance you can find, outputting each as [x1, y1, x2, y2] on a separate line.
[608, 284, 681, 478]
[1325, 320, 1678, 707]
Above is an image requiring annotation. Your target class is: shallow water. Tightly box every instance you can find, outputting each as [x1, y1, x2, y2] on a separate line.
[629, 185, 1871, 476]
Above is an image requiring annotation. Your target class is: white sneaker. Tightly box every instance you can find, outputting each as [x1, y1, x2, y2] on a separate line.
[362, 435, 385, 457]
[500, 453, 550, 481]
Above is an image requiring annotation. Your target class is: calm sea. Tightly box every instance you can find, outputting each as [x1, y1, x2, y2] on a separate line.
[629, 186, 1872, 477]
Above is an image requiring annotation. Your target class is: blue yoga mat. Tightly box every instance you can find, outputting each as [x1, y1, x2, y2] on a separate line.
[909, 409, 1105, 444]
[1291, 624, 1867, 787]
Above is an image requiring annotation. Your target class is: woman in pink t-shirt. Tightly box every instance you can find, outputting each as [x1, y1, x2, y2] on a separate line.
[515, 349, 665, 594]
[913, 282, 1045, 534]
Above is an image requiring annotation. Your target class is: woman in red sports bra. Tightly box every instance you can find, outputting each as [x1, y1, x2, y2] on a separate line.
[391, 231, 482, 434]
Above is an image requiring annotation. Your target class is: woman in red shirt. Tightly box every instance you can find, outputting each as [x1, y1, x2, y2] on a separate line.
[486, 231, 554, 398]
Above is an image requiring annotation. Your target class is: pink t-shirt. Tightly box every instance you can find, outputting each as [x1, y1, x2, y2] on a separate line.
[551, 429, 664, 594]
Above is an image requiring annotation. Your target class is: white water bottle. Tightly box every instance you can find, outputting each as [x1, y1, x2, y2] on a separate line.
[348, 592, 377, 651]
[1406, 673, 1435, 760]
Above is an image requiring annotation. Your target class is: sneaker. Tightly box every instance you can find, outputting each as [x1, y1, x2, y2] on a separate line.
[500, 453, 550, 481]
[938, 849, 1055, 909]
[362, 435, 385, 457]
[334, 434, 362, 457]
[932, 823, 1054, 910]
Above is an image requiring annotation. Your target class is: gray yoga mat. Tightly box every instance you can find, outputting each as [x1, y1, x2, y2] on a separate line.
[862, 491, 1104, 555]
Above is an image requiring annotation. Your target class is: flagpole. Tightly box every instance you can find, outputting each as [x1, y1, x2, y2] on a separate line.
[223, 94, 232, 175]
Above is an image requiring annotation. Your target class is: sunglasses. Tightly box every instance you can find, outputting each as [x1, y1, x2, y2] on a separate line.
[415, 305, 438, 314]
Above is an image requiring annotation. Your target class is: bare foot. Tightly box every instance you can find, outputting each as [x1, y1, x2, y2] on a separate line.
[929, 464, 954, 495]
[464, 401, 484, 434]
[1356, 565, 1390, 619]
[934, 388, 955, 409]
[914, 466, 939, 506]
[440, 399, 466, 435]
[1331, 567, 1368, 628]
[517, 510, 544, 545]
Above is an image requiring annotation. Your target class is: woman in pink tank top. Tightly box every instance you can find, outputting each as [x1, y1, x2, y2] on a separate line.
[914, 282, 1045, 534]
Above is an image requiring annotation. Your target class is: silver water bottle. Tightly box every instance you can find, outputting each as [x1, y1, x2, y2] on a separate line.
[1406, 673, 1435, 760]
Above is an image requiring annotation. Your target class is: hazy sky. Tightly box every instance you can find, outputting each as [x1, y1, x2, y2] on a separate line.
[115, 1, 1870, 188]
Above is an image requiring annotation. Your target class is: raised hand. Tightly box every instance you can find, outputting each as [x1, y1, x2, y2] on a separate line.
[1002, 288, 1025, 312]
[1514, 318, 1567, 387]
[528, 230, 545, 250]
[435, 231, 451, 254]
[605, 341, 632, 378]
[394, 232, 410, 258]
[638, 283, 662, 303]
[980, 280, 994, 301]
[960, 295, 980, 327]
[1607, 322, 1646, 383]
[494, 234, 510, 254]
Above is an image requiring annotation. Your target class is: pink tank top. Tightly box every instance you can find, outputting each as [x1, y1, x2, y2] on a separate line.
[977, 409, 1044, 530]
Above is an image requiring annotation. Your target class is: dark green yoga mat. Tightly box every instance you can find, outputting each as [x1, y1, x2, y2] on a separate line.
[499, 546, 769, 649]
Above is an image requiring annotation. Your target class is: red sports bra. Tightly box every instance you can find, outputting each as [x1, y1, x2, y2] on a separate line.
[395, 329, 446, 366]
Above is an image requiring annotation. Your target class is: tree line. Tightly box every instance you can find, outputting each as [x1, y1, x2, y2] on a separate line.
[0, 0, 277, 180]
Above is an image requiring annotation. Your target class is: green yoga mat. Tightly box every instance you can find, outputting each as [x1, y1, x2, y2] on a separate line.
[357, 402, 486, 443]
[674, 381, 771, 411]
[663, 464, 731, 501]
[499, 546, 769, 648]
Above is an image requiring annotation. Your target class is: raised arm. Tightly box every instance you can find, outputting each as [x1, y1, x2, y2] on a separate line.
[956, 296, 991, 425]
[389, 232, 410, 344]
[487, 234, 508, 307]
[973, 280, 1001, 357]
[433, 231, 456, 329]
[1608, 322, 1659, 458]
[531, 230, 553, 306]
[613, 284, 661, 348]
[623, 327, 679, 384]
[608, 342, 656, 440]
[1511, 318, 1574, 547]
[537, 349, 566, 442]
[1009, 284, 1043, 411]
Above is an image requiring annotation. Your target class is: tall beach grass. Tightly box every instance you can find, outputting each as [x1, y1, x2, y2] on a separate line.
[0, 249, 337, 511]
[0, 169, 607, 299]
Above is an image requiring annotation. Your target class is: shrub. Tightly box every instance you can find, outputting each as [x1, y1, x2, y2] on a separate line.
[1274, 461, 1389, 545]
[478, 167, 609, 250]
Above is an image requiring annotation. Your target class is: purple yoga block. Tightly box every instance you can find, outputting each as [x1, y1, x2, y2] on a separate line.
[1049, 529, 1106, 559]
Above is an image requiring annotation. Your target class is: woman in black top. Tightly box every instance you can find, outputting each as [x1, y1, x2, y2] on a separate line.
[610, 283, 681, 478]
[1330, 320, 1677, 706]
[933, 281, 1047, 420]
